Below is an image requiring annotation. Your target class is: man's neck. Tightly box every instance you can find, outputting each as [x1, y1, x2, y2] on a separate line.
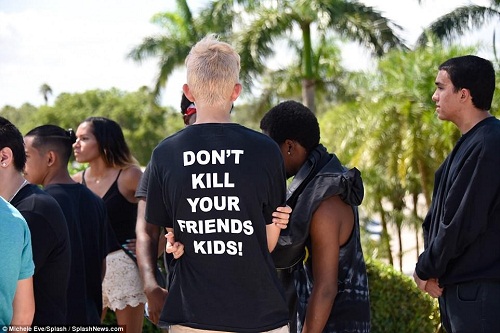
[457, 110, 492, 134]
[0, 172, 27, 202]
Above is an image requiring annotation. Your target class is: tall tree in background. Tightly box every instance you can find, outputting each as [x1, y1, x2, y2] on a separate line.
[229, 0, 406, 113]
[129, 0, 405, 112]
[39, 83, 52, 105]
[128, 0, 200, 99]
[128, 0, 253, 101]
[416, 0, 500, 46]
[321, 44, 472, 270]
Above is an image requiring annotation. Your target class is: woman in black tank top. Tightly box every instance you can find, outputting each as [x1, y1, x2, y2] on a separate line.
[72, 117, 146, 333]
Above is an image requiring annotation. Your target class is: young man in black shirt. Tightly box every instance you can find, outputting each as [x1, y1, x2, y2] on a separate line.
[414, 55, 500, 333]
[0, 117, 71, 325]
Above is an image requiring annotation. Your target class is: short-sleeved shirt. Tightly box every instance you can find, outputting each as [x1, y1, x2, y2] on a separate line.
[11, 184, 71, 325]
[44, 183, 111, 324]
[146, 124, 289, 332]
[0, 197, 34, 326]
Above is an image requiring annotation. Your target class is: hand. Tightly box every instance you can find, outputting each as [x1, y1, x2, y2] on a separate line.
[273, 205, 292, 229]
[144, 286, 167, 325]
[413, 270, 427, 292]
[165, 232, 184, 259]
[123, 238, 137, 256]
[425, 278, 443, 298]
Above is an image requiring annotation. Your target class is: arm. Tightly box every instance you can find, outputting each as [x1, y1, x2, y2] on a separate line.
[266, 205, 292, 252]
[119, 165, 143, 204]
[266, 220, 283, 252]
[302, 196, 352, 333]
[163, 205, 291, 256]
[10, 277, 35, 327]
[135, 198, 166, 325]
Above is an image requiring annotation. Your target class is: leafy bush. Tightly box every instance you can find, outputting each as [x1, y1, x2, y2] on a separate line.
[367, 258, 442, 333]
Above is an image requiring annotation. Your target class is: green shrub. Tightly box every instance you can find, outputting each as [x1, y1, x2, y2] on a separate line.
[367, 258, 442, 333]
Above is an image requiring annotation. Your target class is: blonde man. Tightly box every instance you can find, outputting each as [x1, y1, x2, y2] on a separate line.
[138, 34, 290, 333]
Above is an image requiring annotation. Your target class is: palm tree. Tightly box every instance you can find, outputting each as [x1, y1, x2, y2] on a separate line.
[39, 83, 52, 105]
[128, 0, 254, 101]
[235, 0, 406, 113]
[128, 0, 200, 99]
[416, 0, 500, 46]
[321, 44, 472, 270]
[129, 0, 405, 112]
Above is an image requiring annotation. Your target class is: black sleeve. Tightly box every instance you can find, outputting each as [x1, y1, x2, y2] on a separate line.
[135, 163, 150, 199]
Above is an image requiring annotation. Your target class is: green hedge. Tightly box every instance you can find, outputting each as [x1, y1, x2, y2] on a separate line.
[367, 258, 442, 333]
[103, 259, 442, 333]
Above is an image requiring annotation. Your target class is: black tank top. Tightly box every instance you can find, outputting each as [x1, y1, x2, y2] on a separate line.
[83, 169, 137, 245]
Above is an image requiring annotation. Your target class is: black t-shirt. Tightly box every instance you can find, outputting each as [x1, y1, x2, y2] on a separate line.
[146, 124, 289, 332]
[44, 183, 112, 324]
[11, 184, 71, 325]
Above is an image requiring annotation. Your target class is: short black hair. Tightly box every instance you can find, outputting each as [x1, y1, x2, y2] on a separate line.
[180, 93, 193, 115]
[439, 55, 495, 111]
[260, 100, 320, 153]
[25, 125, 76, 164]
[0, 117, 26, 172]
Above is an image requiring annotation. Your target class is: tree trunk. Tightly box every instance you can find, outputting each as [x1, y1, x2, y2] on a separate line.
[301, 22, 315, 113]
[396, 216, 403, 273]
[412, 192, 421, 261]
[302, 78, 316, 113]
[377, 199, 393, 266]
[417, 158, 431, 208]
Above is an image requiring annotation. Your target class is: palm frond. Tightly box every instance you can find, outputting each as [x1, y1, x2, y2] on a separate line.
[416, 5, 500, 46]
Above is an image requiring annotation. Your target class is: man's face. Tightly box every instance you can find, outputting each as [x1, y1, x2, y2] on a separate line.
[23, 136, 48, 185]
[431, 70, 462, 123]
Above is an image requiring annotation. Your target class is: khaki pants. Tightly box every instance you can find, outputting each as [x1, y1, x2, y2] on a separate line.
[168, 324, 289, 333]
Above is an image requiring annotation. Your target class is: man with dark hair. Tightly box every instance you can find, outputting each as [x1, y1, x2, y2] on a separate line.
[24, 125, 113, 324]
[260, 100, 369, 333]
[0, 117, 71, 325]
[413, 55, 500, 332]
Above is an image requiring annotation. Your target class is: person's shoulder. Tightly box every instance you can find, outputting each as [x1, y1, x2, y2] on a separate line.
[0, 197, 26, 228]
[21, 185, 66, 219]
[236, 125, 278, 144]
[154, 129, 187, 150]
[72, 170, 84, 183]
[477, 117, 500, 147]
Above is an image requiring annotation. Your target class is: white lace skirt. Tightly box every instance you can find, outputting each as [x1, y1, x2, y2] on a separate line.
[102, 249, 147, 311]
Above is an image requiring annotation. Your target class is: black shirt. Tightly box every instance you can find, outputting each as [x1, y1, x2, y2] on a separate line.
[11, 184, 71, 325]
[44, 183, 112, 324]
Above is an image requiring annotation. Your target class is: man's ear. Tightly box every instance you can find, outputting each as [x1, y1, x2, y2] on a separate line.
[284, 139, 295, 155]
[183, 84, 195, 102]
[0, 147, 13, 167]
[460, 88, 470, 101]
[231, 83, 242, 101]
[47, 151, 57, 167]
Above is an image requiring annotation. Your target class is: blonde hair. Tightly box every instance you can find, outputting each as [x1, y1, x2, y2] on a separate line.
[185, 34, 240, 108]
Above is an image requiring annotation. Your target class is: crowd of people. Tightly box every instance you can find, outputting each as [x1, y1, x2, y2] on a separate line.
[1, 33, 499, 333]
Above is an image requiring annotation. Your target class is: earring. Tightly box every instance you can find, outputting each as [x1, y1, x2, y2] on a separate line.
[287, 151, 291, 155]
[1, 163, 6, 167]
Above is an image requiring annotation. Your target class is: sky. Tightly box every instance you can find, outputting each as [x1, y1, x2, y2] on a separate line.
[0, 0, 496, 109]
